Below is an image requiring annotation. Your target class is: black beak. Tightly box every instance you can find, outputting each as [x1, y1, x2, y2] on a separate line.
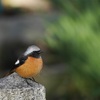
[37, 50, 43, 54]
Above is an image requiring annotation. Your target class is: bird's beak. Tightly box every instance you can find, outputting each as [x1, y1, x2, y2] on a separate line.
[38, 50, 43, 54]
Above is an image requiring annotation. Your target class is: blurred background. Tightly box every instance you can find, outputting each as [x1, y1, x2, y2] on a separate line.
[0, 0, 100, 100]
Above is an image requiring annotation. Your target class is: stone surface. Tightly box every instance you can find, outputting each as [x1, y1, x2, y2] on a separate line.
[0, 72, 46, 100]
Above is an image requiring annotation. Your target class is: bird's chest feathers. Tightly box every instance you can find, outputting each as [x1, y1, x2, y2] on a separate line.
[15, 57, 43, 78]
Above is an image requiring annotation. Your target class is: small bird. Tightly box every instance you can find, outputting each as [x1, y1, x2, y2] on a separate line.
[2, 45, 43, 80]
[14, 45, 43, 79]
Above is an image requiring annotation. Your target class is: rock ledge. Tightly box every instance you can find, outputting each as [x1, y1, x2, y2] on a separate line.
[0, 73, 46, 100]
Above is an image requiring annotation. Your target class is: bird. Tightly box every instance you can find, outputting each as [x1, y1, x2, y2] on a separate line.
[14, 45, 43, 79]
[1, 45, 43, 80]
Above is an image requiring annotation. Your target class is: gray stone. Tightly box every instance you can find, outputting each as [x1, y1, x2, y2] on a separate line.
[0, 72, 46, 100]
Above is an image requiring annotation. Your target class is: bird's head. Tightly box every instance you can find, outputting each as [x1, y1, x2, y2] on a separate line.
[24, 45, 42, 58]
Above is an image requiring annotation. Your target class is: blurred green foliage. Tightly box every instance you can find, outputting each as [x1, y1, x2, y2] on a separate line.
[52, 0, 100, 15]
[45, 0, 100, 99]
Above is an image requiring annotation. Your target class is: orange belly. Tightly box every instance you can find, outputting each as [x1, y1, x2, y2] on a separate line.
[15, 57, 43, 78]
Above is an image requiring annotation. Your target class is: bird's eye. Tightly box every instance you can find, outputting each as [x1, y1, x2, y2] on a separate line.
[29, 50, 42, 58]
[35, 50, 43, 54]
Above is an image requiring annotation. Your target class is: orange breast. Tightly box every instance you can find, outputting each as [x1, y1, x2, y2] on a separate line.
[15, 57, 43, 78]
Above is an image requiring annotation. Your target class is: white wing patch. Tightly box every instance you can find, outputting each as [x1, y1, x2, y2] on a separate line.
[15, 60, 20, 65]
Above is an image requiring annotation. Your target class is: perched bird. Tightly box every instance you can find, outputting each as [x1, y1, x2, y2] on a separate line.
[1, 45, 43, 79]
[14, 45, 43, 78]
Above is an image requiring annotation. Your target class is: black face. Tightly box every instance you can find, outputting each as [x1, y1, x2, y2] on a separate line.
[29, 50, 41, 58]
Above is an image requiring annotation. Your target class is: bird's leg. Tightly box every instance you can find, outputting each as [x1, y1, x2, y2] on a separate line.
[31, 77, 36, 82]
[31, 77, 39, 84]
[25, 79, 30, 86]
[25, 77, 39, 85]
